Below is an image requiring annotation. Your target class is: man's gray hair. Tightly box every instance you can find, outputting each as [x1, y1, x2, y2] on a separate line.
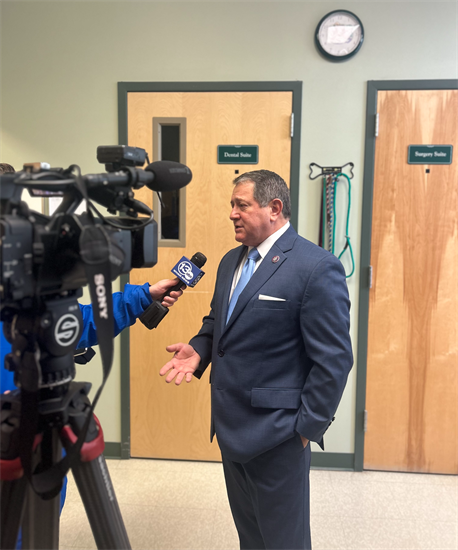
[233, 170, 291, 220]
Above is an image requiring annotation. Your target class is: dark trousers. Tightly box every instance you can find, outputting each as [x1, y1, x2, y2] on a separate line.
[222, 434, 312, 550]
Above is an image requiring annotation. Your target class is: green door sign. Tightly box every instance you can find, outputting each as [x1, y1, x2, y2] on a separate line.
[217, 145, 259, 164]
[408, 145, 453, 165]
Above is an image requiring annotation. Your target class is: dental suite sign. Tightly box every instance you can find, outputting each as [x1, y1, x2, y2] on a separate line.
[408, 145, 453, 165]
[217, 145, 259, 164]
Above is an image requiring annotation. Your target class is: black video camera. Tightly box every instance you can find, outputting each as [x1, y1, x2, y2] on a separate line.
[0, 145, 191, 310]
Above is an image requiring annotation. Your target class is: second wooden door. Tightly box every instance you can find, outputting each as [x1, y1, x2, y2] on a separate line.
[364, 89, 458, 474]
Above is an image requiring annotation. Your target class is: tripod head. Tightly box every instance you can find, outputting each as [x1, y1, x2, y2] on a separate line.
[3, 293, 83, 391]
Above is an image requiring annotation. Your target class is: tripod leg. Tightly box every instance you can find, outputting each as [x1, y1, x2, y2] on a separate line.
[62, 385, 131, 549]
[1, 391, 28, 549]
[21, 429, 62, 550]
[0, 477, 27, 550]
[72, 454, 131, 550]
[21, 483, 60, 550]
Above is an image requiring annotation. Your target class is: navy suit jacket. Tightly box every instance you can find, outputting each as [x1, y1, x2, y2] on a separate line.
[189, 226, 353, 463]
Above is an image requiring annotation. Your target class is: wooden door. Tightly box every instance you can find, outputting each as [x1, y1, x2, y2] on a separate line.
[365, 90, 458, 473]
[128, 92, 292, 460]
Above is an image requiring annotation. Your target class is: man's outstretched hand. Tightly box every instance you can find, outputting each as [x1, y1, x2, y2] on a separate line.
[160, 343, 201, 385]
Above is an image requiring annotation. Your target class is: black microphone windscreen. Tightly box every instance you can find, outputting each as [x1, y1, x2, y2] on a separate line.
[144, 161, 192, 192]
[190, 252, 207, 269]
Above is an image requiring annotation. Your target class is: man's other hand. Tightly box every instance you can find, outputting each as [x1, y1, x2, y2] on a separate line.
[300, 435, 309, 448]
[160, 343, 201, 385]
[149, 279, 186, 308]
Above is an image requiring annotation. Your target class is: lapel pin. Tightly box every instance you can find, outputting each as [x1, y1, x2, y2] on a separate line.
[272, 255, 280, 263]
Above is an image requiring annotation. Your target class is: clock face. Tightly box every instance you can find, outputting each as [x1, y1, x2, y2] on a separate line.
[316, 10, 364, 61]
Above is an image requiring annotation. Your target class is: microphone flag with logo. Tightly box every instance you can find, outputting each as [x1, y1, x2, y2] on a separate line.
[171, 255, 205, 288]
[139, 252, 207, 330]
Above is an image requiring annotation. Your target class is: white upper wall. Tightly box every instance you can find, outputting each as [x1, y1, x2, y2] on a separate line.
[1, 0, 457, 449]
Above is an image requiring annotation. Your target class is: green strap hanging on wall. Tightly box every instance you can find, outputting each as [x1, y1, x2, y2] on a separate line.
[321, 172, 355, 279]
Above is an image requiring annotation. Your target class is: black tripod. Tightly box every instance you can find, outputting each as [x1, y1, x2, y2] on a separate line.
[0, 299, 131, 550]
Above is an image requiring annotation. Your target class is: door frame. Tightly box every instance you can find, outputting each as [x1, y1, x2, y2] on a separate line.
[354, 79, 458, 471]
[117, 81, 303, 458]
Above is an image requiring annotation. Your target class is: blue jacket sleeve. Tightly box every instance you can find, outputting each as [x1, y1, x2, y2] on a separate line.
[0, 325, 15, 393]
[77, 283, 153, 349]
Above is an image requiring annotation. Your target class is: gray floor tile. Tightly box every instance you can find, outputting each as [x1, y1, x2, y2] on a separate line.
[209, 509, 239, 550]
[310, 515, 349, 549]
[58, 460, 457, 550]
[389, 482, 457, 522]
[340, 517, 423, 550]
[104, 458, 123, 470]
[335, 480, 403, 519]
[118, 504, 216, 550]
[413, 520, 458, 550]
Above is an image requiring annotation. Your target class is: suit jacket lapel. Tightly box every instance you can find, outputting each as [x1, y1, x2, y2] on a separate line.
[224, 226, 297, 332]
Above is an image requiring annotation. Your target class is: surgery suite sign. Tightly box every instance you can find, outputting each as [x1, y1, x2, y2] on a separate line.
[408, 145, 453, 165]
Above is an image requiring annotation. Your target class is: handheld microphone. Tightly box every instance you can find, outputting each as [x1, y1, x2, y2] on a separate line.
[139, 252, 207, 330]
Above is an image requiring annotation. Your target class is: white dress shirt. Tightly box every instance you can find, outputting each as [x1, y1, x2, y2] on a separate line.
[229, 221, 290, 302]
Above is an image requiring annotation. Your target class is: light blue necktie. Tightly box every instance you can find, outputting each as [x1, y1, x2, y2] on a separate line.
[226, 248, 261, 323]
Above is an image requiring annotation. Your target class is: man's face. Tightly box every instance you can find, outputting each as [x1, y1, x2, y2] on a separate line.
[229, 182, 273, 246]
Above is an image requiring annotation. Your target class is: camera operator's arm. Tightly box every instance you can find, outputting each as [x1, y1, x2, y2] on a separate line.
[77, 280, 184, 349]
[0, 329, 15, 393]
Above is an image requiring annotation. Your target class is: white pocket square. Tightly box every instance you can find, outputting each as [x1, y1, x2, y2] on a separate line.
[258, 294, 286, 302]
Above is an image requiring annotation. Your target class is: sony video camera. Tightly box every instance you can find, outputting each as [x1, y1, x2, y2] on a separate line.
[0, 146, 192, 308]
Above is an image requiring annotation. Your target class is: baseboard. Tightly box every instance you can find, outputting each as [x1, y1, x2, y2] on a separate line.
[311, 452, 355, 470]
[104, 442, 122, 459]
[104, 445, 355, 469]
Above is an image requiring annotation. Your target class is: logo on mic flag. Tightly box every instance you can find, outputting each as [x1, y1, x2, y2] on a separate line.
[172, 256, 205, 287]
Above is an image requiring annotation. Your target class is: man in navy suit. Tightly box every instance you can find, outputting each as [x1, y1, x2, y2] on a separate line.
[160, 170, 353, 549]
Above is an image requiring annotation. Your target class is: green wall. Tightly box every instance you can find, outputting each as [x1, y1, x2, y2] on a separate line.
[1, 1, 457, 454]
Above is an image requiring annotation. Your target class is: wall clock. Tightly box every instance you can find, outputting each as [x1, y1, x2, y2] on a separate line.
[315, 10, 364, 62]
